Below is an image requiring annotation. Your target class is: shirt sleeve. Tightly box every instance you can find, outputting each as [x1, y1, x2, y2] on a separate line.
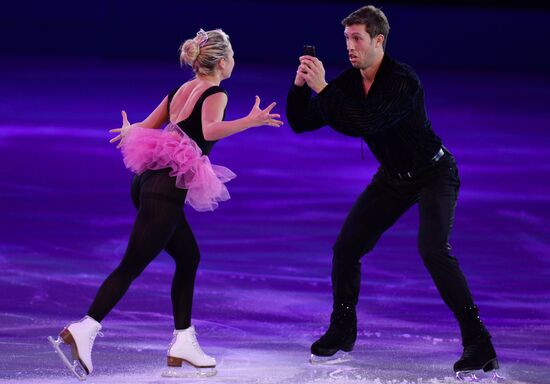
[286, 83, 327, 134]
[316, 75, 420, 137]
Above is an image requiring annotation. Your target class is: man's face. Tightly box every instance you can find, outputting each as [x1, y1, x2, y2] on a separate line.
[344, 24, 379, 69]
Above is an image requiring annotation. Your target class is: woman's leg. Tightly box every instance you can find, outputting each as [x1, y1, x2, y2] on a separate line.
[164, 213, 201, 330]
[162, 213, 217, 373]
[87, 171, 185, 321]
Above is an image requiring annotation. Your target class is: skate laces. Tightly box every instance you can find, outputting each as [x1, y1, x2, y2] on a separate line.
[190, 330, 209, 357]
[88, 328, 104, 352]
[190, 331, 202, 352]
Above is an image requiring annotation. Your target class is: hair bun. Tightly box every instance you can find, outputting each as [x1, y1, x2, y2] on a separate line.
[178, 29, 230, 76]
[180, 39, 200, 66]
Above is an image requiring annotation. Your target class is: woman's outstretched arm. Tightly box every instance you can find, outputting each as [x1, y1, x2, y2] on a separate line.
[202, 93, 283, 141]
[109, 96, 169, 147]
[138, 96, 169, 128]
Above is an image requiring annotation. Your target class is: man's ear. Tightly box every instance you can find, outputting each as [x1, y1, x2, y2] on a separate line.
[376, 34, 385, 48]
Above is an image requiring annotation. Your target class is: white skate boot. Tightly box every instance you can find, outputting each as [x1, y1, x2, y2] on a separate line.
[161, 325, 217, 378]
[47, 315, 103, 381]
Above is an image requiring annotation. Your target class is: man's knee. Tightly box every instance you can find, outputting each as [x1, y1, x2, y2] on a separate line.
[333, 235, 376, 263]
[418, 242, 454, 267]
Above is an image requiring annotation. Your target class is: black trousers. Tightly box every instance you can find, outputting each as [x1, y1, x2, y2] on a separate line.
[87, 169, 200, 329]
[332, 152, 475, 316]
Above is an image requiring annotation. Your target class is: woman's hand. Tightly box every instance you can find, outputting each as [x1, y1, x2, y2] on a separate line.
[245, 96, 284, 128]
[109, 110, 133, 148]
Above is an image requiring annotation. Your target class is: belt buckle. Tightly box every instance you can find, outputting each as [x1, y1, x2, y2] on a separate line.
[397, 171, 412, 180]
[432, 148, 444, 163]
[397, 148, 443, 181]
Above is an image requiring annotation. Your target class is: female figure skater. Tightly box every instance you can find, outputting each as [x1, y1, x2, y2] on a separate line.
[48, 28, 283, 380]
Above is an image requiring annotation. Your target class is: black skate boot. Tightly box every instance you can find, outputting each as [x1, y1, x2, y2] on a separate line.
[454, 336, 498, 372]
[453, 305, 502, 381]
[310, 303, 356, 363]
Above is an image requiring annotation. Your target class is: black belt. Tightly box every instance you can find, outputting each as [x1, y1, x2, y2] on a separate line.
[395, 148, 445, 181]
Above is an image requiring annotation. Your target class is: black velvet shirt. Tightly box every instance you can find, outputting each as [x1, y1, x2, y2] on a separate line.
[286, 53, 442, 174]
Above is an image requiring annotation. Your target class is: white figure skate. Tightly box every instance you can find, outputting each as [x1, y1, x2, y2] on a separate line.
[161, 325, 217, 378]
[47, 316, 103, 381]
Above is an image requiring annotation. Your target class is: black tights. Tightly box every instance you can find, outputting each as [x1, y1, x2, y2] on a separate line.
[87, 169, 199, 329]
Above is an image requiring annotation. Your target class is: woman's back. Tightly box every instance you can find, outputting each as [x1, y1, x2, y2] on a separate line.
[167, 80, 227, 155]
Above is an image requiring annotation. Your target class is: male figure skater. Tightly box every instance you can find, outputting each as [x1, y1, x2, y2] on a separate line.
[286, 5, 498, 377]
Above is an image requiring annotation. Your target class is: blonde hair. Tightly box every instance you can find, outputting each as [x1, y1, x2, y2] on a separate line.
[180, 29, 231, 76]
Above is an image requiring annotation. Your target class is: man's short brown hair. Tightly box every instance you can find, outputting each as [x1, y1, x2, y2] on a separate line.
[342, 5, 390, 49]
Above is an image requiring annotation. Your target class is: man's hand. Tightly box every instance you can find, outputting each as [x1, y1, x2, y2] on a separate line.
[294, 69, 306, 87]
[298, 55, 328, 93]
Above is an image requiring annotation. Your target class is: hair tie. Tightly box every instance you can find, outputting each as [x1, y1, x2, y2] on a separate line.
[194, 29, 209, 48]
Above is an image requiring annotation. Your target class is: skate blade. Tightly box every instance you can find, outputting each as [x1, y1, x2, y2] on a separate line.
[161, 364, 217, 378]
[455, 371, 479, 382]
[48, 336, 88, 381]
[456, 370, 505, 382]
[310, 351, 352, 365]
[490, 371, 506, 382]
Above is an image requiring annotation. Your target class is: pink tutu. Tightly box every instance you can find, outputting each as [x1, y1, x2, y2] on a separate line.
[120, 123, 236, 212]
